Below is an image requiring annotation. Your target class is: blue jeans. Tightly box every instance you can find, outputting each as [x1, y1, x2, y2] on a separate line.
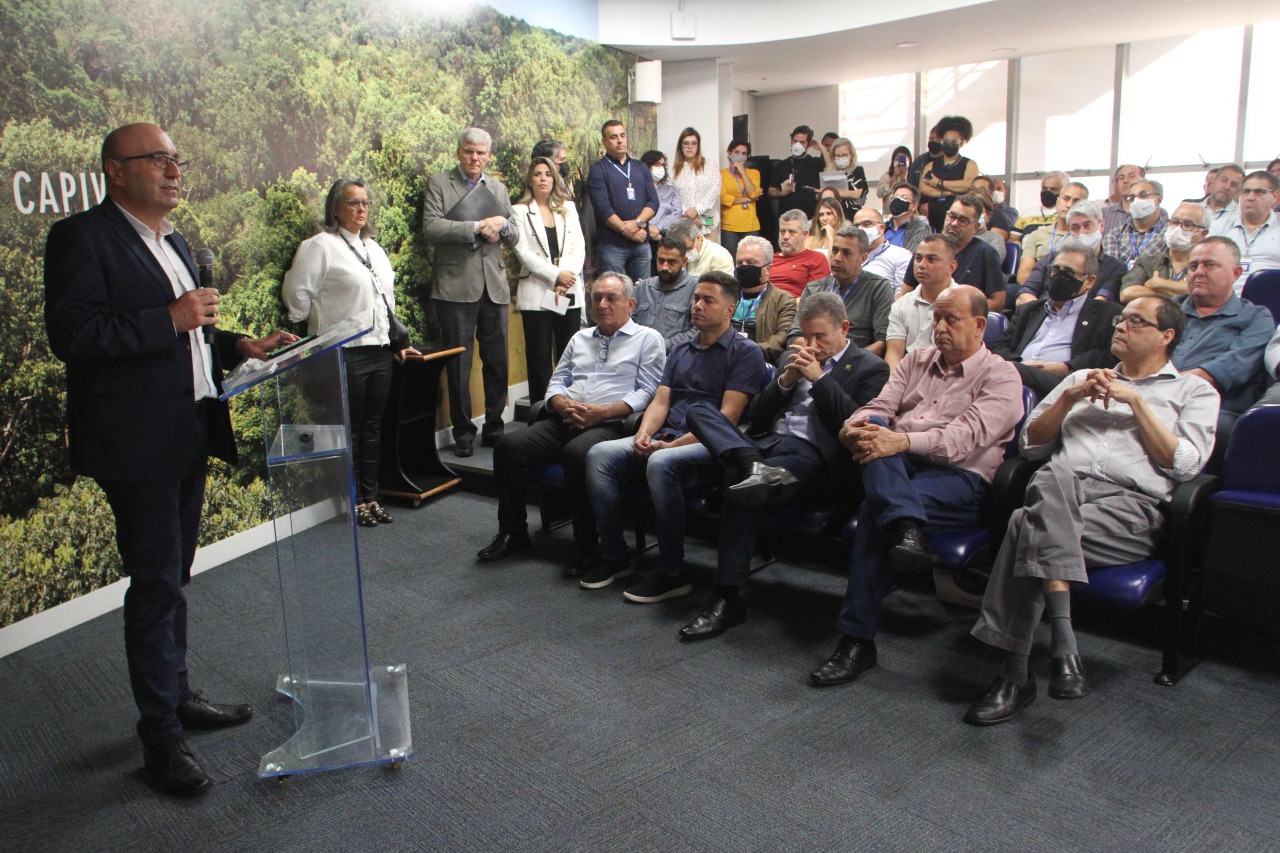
[836, 418, 987, 639]
[597, 240, 652, 285]
[585, 436, 719, 574]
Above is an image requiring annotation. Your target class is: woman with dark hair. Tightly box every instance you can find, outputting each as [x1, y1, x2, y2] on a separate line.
[640, 149, 683, 271]
[282, 178, 417, 528]
[512, 156, 585, 403]
[672, 127, 721, 241]
[920, 115, 979, 232]
[719, 138, 761, 257]
[877, 145, 913, 215]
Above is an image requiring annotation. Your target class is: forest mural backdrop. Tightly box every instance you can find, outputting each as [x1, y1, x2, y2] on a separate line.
[0, 0, 655, 625]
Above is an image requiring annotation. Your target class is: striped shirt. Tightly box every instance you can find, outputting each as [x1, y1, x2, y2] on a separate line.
[1021, 363, 1220, 501]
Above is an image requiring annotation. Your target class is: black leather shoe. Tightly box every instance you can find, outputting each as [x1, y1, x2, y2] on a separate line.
[454, 436, 474, 458]
[889, 526, 936, 574]
[964, 674, 1037, 726]
[144, 738, 212, 796]
[725, 461, 799, 507]
[480, 427, 504, 448]
[679, 597, 746, 642]
[476, 531, 531, 562]
[809, 636, 877, 686]
[1048, 654, 1090, 700]
[176, 691, 253, 730]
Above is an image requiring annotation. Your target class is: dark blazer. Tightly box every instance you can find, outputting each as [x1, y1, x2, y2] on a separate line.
[748, 344, 890, 472]
[44, 201, 245, 485]
[990, 296, 1122, 373]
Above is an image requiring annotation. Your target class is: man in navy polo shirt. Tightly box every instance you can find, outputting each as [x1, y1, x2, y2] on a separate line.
[583, 271, 767, 602]
[587, 119, 659, 284]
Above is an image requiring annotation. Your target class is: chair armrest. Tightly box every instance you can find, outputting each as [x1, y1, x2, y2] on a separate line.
[1165, 473, 1219, 520]
[527, 399, 549, 425]
[623, 409, 644, 436]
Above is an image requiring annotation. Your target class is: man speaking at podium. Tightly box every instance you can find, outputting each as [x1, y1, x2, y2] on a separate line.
[44, 122, 294, 797]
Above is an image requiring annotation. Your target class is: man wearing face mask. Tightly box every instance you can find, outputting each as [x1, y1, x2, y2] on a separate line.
[884, 183, 933, 254]
[851, 208, 912, 289]
[676, 293, 889, 642]
[768, 125, 825, 218]
[972, 175, 1018, 241]
[633, 236, 698, 352]
[1011, 171, 1071, 243]
[532, 139, 573, 199]
[1102, 164, 1161, 235]
[770, 209, 831, 298]
[1017, 181, 1089, 285]
[1102, 179, 1168, 268]
[787, 226, 895, 357]
[1119, 203, 1211, 303]
[904, 195, 1006, 312]
[666, 217, 733, 278]
[1016, 201, 1127, 306]
[991, 241, 1122, 399]
[732, 235, 796, 363]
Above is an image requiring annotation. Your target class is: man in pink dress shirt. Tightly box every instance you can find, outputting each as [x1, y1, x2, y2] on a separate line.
[808, 284, 1024, 687]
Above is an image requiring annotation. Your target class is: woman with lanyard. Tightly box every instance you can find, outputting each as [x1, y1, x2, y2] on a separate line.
[1016, 182, 1089, 285]
[512, 156, 586, 404]
[719, 138, 762, 257]
[919, 115, 979, 233]
[283, 178, 417, 528]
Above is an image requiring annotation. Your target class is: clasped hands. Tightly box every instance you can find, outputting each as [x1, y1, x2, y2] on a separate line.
[475, 215, 507, 243]
[839, 417, 911, 465]
[1068, 368, 1141, 409]
[779, 339, 825, 387]
[558, 399, 609, 431]
[619, 220, 648, 243]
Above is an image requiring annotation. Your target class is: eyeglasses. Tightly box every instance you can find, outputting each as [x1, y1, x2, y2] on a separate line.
[113, 152, 190, 174]
[1240, 187, 1275, 196]
[1167, 218, 1205, 231]
[1122, 191, 1157, 202]
[944, 211, 976, 226]
[1112, 313, 1162, 331]
[344, 199, 371, 209]
[597, 334, 613, 362]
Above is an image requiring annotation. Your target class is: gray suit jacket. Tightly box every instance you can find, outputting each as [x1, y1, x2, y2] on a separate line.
[422, 166, 518, 304]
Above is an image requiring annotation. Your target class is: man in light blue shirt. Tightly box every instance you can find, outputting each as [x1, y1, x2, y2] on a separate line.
[478, 273, 666, 573]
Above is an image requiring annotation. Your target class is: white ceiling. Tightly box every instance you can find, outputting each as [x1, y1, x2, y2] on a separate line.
[608, 0, 1274, 97]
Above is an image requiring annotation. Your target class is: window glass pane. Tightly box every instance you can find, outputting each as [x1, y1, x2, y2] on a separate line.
[923, 61, 1007, 181]
[1119, 27, 1243, 168]
[1145, 172, 1216, 210]
[839, 73, 916, 183]
[1015, 44, 1115, 195]
[1244, 21, 1280, 164]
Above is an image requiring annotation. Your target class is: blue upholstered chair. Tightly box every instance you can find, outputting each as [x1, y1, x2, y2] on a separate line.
[983, 312, 1007, 348]
[1241, 268, 1280, 323]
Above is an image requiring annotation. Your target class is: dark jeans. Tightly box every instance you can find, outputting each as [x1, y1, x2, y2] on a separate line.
[598, 240, 652, 284]
[344, 345, 393, 504]
[719, 229, 758, 259]
[522, 308, 581, 404]
[494, 415, 625, 554]
[435, 293, 509, 440]
[836, 417, 988, 640]
[98, 400, 210, 748]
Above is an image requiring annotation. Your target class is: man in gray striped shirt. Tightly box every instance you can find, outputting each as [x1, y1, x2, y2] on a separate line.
[966, 295, 1220, 726]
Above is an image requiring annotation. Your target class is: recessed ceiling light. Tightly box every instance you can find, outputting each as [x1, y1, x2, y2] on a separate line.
[896, 41, 920, 49]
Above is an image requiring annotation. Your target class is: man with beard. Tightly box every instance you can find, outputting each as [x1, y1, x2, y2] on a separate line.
[769, 209, 831, 298]
[633, 235, 697, 351]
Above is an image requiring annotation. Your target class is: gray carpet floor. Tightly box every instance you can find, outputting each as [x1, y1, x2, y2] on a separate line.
[2, 485, 1279, 852]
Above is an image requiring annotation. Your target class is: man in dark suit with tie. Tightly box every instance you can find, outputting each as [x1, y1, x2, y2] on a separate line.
[423, 127, 520, 456]
[44, 122, 295, 797]
[989, 241, 1122, 399]
[676, 292, 889, 641]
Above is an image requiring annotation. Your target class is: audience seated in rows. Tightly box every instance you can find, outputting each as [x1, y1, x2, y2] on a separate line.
[849, 207, 913, 289]
[1101, 164, 1166, 235]
[1210, 170, 1280, 294]
[731, 236, 796, 364]
[1017, 200, 1125, 304]
[884, 182, 933, 255]
[633, 236, 697, 351]
[665, 217, 734, 278]
[885, 234, 959, 370]
[1016, 181, 1088, 284]
[1118, 202, 1212, 303]
[1011, 171, 1071, 243]
[787, 227, 894, 358]
[1101, 178, 1168, 268]
[770, 209, 831, 298]
[972, 174, 1018, 241]
[904, 195, 1005, 312]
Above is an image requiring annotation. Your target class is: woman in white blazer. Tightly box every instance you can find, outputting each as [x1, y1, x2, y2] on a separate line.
[512, 156, 586, 403]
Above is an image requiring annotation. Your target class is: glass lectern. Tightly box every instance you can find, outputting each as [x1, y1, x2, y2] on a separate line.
[222, 318, 412, 780]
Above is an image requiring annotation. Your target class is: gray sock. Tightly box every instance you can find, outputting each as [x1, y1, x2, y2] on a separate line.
[1045, 590, 1078, 657]
[1000, 651, 1030, 686]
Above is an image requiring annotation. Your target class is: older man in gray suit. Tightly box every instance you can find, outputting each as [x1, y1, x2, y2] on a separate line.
[424, 127, 520, 456]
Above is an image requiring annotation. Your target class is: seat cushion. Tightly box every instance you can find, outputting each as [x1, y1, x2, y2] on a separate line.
[1073, 559, 1165, 610]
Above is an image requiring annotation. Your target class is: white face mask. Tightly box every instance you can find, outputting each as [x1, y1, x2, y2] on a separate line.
[1165, 226, 1193, 251]
[650, 166, 665, 182]
[790, 142, 807, 158]
[686, 247, 700, 264]
[1129, 197, 1158, 220]
[1074, 229, 1103, 249]
[992, 190, 1005, 205]
[730, 153, 747, 164]
[861, 225, 881, 244]
[834, 156, 852, 169]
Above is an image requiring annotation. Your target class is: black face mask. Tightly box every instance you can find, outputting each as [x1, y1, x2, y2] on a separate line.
[1040, 189, 1059, 208]
[927, 140, 942, 156]
[1047, 268, 1085, 302]
[735, 264, 764, 289]
[940, 141, 961, 157]
[558, 161, 570, 179]
[889, 197, 912, 218]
